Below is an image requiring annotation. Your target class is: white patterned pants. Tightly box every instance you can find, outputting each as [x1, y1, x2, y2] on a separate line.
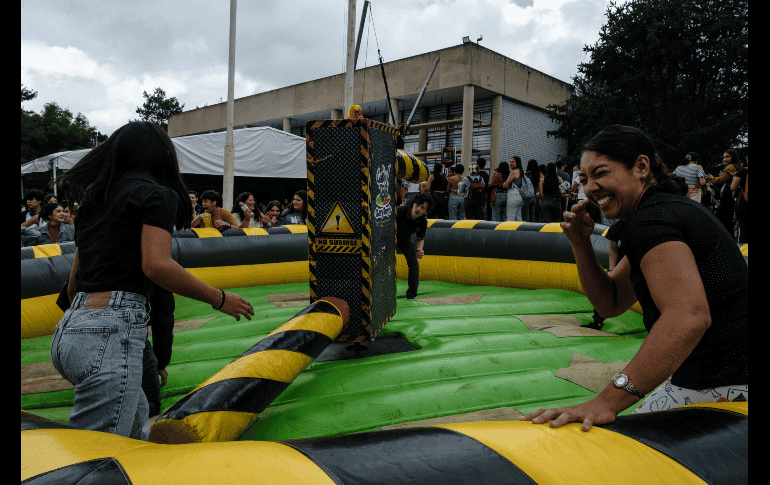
[633, 381, 748, 414]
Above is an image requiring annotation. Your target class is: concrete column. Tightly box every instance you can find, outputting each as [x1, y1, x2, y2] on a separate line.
[331, 109, 343, 120]
[418, 107, 428, 161]
[283, 117, 291, 132]
[461, 84, 475, 167]
[490, 95, 502, 169]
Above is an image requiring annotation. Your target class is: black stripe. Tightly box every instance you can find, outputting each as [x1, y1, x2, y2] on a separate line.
[21, 247, 36, 260]
[513, 222, 543, 232]
[429, 220, 456, 229]
[23, 458, 131, 485]
[470, 221, 500, 230]
[221, 228, 246, 237]
[280, 426, 536, 485]
[239, 330, 333, 360]
[161, 377, 289, 420]
[21, 410, 75, 431]
[598, 407, 748, 484]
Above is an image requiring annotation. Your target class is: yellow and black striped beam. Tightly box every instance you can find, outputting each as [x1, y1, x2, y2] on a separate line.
[395, 149, 429, 184]
[148, 297, 349, 444]
[22, 402, 747, 484]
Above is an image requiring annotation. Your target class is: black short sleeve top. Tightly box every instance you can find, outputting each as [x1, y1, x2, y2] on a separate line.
[74, 172, 178, 298]
[619, 185, 748, 389]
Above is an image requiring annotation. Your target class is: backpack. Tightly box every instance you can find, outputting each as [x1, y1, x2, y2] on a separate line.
[518, 174, 535, 204]
[468, 176, 486, 206]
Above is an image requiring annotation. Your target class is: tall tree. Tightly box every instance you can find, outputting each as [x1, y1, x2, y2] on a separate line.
[21, 84, 107, 164]
[135, 87, 185, 132]
[547, 0, 748, 171]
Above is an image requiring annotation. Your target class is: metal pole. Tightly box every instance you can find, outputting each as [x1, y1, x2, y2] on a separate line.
[344, 0, 356, 117]
[405, 57, 440, 131]
[224, 0, 237, 213]
[353, 0, 369, 70]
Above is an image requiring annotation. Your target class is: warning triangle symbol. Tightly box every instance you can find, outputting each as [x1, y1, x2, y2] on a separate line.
[320, 202, 356, 235]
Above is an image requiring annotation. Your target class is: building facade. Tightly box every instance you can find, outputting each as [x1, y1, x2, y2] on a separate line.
[169, 42, 573, 174]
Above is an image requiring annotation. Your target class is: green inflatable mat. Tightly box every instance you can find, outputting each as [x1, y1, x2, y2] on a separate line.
[21, 281, 648, 440]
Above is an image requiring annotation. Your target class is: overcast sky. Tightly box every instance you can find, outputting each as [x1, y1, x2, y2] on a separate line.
[21, 0, 617, 137]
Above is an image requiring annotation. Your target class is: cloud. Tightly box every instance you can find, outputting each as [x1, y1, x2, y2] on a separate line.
[21, 0, 617, 138]
[21, 38, 269, 136]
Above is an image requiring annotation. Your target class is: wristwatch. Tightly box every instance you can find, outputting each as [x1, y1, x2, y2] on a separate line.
[612, 373, 645, 398]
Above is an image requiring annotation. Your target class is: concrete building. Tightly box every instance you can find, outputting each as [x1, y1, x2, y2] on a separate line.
[169, 42, 573, 200]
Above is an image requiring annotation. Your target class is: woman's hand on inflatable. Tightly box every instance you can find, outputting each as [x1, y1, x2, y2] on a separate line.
[519, 396, 618, 432]
[219, 291, 254, 321]
[561, 199, 595, 247]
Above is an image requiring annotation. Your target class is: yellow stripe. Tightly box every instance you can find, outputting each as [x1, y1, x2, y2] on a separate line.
[266, 311, 344, 340]
[494, 221, 526, 230]
[451, 220, 479, 229]
[180, 411, 259, 443]
[241, 228, 269, 236]
[539, 223, 564, 233]
[191, 350, 312, 392]
[683, 401, 748, 415]
[602, 227, 610, 237]
[283, 225, 308, 234]
[739, 244, 748, 256]
[187, 261, 308, 289]
[426, 219, 439, 227]
[21, 294, 63, 340]
[438, 422, 706, 485]
[32, 243, 62, 258]
[192, 228, 222, 238]
[118, 440, 337, 485]
[21, 429, 153, 481]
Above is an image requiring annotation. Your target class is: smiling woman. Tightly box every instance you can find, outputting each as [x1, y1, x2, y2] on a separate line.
[523, 125, 748, 430]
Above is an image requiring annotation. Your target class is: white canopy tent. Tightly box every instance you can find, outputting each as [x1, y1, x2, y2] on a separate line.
[21, 126, 306, 184]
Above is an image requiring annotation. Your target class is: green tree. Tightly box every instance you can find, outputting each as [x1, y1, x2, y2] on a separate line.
[547, 0, 748, 171]
[21, 84, 107, 164]
[135, 87, 185, 132]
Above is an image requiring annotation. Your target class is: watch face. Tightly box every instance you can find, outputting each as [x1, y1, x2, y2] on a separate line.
[614, 374, 628, 387]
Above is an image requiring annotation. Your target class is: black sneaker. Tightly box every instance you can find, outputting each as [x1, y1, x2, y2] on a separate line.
[582, 321, 604, 331]
[406, 296, 416, 300]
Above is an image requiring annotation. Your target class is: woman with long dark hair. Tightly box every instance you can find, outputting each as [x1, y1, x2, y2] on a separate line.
[53, 121, 254, 440]
[488, 162, 509, 222]
[521, 125, 747, 430]
[538, 163, 563, 223]
[277, 190, 308, 225]
[523, 159, 541, 222]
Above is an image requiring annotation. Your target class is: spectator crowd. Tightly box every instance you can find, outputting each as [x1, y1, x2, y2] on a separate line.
[401, 150, 748, 244]
[21, 187, 311, 247]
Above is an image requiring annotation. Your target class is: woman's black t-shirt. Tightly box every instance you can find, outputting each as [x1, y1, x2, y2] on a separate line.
[619, 185, 748, 389]
[74, 172, 178, 299]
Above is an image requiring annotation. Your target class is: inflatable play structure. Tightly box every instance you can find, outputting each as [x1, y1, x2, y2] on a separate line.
[21, 223, 748, 484]
[22, 119, 748, 483]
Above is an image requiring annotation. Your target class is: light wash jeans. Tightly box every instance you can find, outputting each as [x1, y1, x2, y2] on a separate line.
[506, 187, 524, 221]
[448, 193, 464, 220]
[51, 291, 151, 440]
[491, 192, 508, 222]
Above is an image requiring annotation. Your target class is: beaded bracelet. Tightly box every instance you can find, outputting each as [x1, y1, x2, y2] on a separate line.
[213, 289, 226, 310]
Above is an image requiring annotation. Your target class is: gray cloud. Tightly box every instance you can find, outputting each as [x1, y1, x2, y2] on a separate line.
[21, 0, 615, 138]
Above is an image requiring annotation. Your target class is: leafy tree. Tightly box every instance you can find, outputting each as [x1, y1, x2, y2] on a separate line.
[21, 84, 107, 164]
[135, 87, 185, 132]
[547, 0, 748, 172]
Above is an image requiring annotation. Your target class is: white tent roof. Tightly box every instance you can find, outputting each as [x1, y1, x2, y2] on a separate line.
[173, 126, 305, 179]
[21, 126, 306, 179]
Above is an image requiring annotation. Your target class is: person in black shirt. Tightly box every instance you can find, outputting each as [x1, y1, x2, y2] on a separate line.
[522, 125, 747, 431]
[52, 121, 254, 440]
[396, 193, 432, 300]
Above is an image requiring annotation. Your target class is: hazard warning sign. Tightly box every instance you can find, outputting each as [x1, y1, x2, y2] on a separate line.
[320, 201, 355, 235]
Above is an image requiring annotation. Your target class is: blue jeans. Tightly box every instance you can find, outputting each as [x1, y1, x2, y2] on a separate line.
[506, 188, 524, 221]
[491, 192, 507, 221]
[448, 193, 464, 220]
[51, 291, 151, 440]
